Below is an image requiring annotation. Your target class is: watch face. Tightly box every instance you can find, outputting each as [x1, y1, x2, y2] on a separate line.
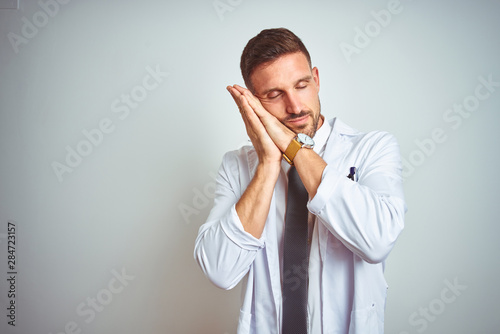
[297, 133, 315, 147]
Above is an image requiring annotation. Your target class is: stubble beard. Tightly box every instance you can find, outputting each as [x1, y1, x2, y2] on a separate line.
[284, 98, 322, 138]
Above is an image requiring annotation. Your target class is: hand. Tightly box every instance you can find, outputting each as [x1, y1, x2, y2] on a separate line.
[227, 85, 284, 166]
[228, 85, 327, 200]
[227, 85, 296, 153]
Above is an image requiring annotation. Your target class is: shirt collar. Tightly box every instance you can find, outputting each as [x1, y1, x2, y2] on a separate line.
[311, 115, 331, 155]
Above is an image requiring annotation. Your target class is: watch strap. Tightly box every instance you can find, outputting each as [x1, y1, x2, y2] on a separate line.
[283, 137, 302, 165]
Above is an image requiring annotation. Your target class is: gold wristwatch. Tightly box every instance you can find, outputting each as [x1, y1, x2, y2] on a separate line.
[283, 133, 315, 165]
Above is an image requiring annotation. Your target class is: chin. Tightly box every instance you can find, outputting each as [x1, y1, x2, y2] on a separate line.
[304, 129, 317, 138]
[292, 124, 316, 138]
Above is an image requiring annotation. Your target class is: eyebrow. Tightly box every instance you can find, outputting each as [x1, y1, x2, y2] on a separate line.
[257, 75, 313, 97]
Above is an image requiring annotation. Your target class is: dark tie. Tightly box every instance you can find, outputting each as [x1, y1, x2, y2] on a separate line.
[282, 166, 309, 334]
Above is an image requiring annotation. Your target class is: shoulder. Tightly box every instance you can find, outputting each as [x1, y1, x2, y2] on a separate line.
[221, 144, 256, 166]
[325, 118, 401, 167]
[217, 144, 256, 192]
[332, 117, 399, 147]
[219, 144, 258, 178]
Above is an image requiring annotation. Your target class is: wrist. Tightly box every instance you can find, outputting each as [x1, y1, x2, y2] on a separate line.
[256, 161, 281, 178]
[278, 132, 297, 152]
[282, 133, 315, 165]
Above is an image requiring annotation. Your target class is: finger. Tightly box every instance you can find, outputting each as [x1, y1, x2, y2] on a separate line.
[231, 86, 275, 141]
[241, 90, 277, 124]
[229, 85, 265, 115]
[230, 85, 268, 117]
[240, 95, 271, 137]
[238, 94, 259, 123]
[234, 85, 262, 107]
[227, 86, 241, 104]
[227, 85, 240, 98]
[240, 104, 265, 145]
[227, 86, 261, 135]
[232, 84, 248, 94]
[226, 85, 244, 112]
[240, 90, 293, 141]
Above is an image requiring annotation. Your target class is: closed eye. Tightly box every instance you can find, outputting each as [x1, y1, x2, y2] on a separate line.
[296, 80, 310, 90]
[267, 91, 283, 99]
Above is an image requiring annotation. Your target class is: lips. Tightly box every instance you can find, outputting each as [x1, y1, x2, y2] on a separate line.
[286, 114, 310, 127]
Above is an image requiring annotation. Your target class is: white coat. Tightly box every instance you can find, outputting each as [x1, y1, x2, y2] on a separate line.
[194, 118, 407, 333]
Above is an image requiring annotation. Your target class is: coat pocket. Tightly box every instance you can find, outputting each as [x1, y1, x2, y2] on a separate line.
[348, 303, 384, 334]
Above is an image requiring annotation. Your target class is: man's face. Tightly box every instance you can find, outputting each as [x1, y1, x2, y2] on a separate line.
[250, 52, 322, 138]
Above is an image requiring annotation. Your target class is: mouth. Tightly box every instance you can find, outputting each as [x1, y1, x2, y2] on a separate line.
[285, 114, 310, 128]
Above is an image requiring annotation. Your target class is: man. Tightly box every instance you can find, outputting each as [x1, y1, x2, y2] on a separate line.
[194, 28, 406, 334]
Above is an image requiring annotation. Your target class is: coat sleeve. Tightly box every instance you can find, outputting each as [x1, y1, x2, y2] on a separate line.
[194, 150, 265, 290]
[308, 131, 407, 264]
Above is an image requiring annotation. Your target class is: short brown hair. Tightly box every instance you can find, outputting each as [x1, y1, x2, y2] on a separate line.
[240, 28, 312, 92]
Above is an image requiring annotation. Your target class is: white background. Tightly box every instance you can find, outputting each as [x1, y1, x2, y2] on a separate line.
[1, 0, 499, 333]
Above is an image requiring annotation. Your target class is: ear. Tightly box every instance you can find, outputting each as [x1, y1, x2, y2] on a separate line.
[312, 66, 320, 92]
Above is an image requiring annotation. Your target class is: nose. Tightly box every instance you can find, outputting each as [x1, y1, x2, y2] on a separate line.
[284, 92, 302, 114]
